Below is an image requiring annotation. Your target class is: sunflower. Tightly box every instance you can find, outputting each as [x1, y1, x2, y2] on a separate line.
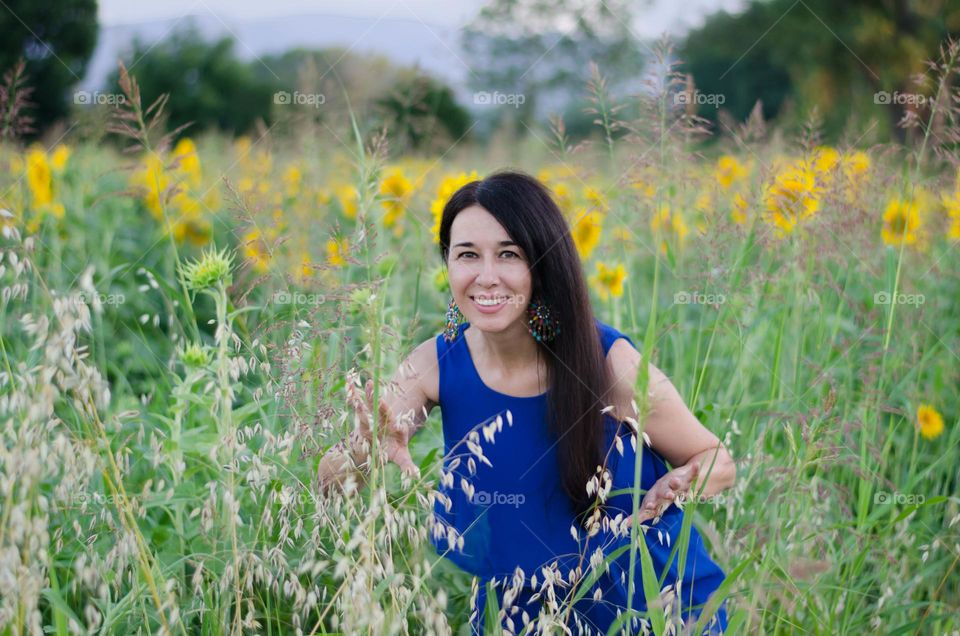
[380, 168, 414, 235]
[714, 155, 748, 191]
[763, 164, 820, 237]
[811, 146, 841, 182]
[335, 184, 359, 220]
[25, 148, 54, 207]
[650, 205, 689, 252]
[583, 185, 609, 213]
[731, 192, 749, 226]
[571, 209, 603, 260]
[282, 164, 303, 197]
[881, 197, 921, 247]
[171, 137, 202, 189]
[916, 404, 944, 440]
[590, 262, 627, 300]
[430, 171, 479, 243]
[241, 228, 271, 273]
[326, 237, 350, 268]
[50, 144, 71, 172]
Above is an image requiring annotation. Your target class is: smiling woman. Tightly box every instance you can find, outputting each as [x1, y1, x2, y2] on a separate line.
[319, 170, 735, 635]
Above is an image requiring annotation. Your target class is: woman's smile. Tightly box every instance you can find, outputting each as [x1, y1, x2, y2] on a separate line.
[470, 294, 510, 313]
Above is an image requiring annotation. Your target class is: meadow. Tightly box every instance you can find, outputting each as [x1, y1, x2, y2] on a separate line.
[0, 50, 958, 635]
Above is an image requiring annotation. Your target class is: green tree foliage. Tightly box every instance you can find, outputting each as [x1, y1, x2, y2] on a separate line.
[375, 71, 471, 153]
[0, 0, 97, 135]
[255, 47, 400, 106]
[107, 31, 470, 147]
[681, 0, 960, 141]
[108, 26, 276, 137]
[255, 47, 471, 150]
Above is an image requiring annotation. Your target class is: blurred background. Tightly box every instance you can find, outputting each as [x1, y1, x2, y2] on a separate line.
[5, 0, 959, 148]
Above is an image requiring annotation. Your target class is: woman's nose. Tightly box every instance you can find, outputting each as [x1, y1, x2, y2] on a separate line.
[476, 256, 500, 285]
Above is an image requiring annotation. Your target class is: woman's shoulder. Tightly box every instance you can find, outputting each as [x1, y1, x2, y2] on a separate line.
[594, 317, 638, 358]
[596, 320, 643, 422]
[400, 336, 440, 407]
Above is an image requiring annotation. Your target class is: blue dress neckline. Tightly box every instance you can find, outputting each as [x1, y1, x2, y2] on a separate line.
[458, 322, 550, 401]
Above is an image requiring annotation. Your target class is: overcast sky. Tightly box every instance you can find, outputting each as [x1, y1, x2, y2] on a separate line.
[97, 0, 745, 37]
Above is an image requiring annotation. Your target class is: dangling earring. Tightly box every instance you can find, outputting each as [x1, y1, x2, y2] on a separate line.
[526, 297, 560, 343]
[443, 297, 465, 342]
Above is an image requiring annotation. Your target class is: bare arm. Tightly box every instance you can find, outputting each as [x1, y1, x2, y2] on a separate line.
[606, 339, 736, 499]
[318, 338, 438, 491]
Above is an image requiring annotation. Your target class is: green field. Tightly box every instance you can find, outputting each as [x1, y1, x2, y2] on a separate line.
[1, 63, 958, 635]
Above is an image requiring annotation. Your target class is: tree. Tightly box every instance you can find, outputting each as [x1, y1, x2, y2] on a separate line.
[681, 0, 960, 142]
[257, 47, 470, 151]
[0, 0, 97, 135]
[678, 5, 792, 127]
[108, 25, 275, 137]
[375, 70, 471, 153]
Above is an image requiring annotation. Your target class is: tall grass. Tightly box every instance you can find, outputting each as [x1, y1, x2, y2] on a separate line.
[0, 39, 958, 635]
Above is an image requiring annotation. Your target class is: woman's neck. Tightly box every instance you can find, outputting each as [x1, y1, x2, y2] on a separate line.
[468, 319, 541, 371]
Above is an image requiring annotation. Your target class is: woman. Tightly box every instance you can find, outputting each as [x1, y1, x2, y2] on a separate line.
[319, 170, 736, 634]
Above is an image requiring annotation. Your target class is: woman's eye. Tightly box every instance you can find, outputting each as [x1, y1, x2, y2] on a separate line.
[457, 251, 519, 259]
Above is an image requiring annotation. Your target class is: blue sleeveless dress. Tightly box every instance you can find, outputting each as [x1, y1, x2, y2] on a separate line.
[430, 318, 728, 635]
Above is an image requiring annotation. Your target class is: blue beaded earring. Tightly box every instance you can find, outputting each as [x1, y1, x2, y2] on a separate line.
[526, 297, 560, 343]
[443, 297, 465, 342]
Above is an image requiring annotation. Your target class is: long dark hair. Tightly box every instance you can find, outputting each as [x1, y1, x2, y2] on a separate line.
[438, 169, 613, 524]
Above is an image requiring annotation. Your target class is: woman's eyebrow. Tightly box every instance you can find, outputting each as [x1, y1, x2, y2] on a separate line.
[452, 241, 519, 248]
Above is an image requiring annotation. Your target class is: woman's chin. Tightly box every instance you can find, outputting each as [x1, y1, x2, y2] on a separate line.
[467, 312, 525, 332]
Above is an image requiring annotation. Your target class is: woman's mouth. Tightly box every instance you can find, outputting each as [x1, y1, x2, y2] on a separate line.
[470, 295, 509, 313]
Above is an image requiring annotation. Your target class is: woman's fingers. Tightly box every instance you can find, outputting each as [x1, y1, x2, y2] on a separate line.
[389, 443, 421, 479]
[317, 443, 363, 491]
[628, 467, 698, 528]
[630, 490, 661, 525]
[349, 379, 373, 436]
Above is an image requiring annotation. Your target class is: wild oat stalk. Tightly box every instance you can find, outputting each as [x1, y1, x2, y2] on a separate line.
[0, 59, 35, 142]
[584, 61, 628, 164]
[109, 61, 200, 338]
[107, 62, 190, 156]
[901, 36, 960, 171]
[0, 223, 181, 633]
[297, 108, 452, 634]
[620, 37, 713, 631]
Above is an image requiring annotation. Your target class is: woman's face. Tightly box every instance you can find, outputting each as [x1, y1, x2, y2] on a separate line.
[447, 205, 533, 333]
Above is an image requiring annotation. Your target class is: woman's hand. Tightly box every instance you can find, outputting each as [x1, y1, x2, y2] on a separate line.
[317, 378, 420, 491]
[357, 379, 420, 479]
[627, 461, 700, 527]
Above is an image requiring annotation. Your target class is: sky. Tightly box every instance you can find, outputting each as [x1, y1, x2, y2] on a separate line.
[96, 0, 745, 38]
